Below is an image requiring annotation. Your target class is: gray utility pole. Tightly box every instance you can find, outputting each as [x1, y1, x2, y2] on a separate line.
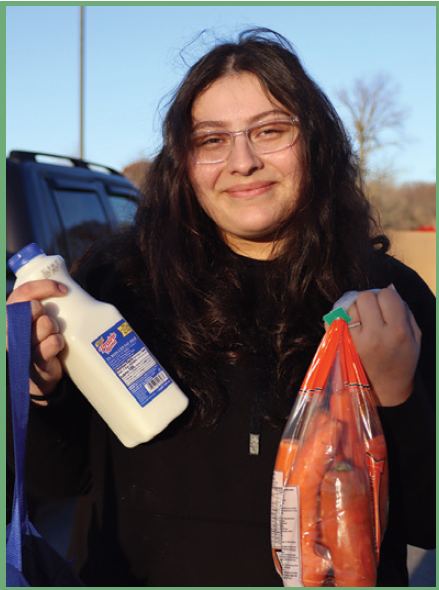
[80, 6, 85, 159]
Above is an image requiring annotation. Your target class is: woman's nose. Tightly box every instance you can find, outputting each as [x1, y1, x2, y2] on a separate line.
[226, 134, 263, 175]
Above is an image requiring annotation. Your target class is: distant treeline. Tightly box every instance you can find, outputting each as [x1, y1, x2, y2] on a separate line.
[367, 181, 436, 231]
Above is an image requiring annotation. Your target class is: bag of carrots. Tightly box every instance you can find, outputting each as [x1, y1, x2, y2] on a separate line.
[271, 298, 389, 587]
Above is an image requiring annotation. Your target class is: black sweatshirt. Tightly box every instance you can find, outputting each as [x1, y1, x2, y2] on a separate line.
[12, 238, 436, 587]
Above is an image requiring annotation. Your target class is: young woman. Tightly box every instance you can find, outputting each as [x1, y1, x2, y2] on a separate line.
[7, 29, 435, 586]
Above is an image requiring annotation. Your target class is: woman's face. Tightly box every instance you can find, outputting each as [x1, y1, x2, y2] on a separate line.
[187, 72, 303, 259]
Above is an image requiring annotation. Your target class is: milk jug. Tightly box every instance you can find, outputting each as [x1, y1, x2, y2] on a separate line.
[8, 243, 189, 447]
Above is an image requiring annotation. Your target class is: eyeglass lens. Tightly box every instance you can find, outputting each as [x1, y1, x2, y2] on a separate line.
[191, 120, 297, 164]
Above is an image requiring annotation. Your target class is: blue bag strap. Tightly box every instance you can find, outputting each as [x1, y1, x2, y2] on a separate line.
[6, 301, 32, 572]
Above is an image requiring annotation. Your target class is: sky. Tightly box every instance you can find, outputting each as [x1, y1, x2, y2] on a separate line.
[5, 3, 437, 185]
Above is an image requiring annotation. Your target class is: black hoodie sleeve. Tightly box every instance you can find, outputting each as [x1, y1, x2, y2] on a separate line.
[376, 257, 436, 549]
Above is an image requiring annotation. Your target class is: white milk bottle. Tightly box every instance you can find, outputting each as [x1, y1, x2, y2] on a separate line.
[8, 243, 189, 447]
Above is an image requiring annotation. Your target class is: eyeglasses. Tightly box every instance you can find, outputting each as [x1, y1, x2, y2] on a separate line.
[190, 118, 299, 165]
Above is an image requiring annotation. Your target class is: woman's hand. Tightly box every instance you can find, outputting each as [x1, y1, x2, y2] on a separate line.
[7, 280, 68, 405]
[347, 287, 422, 407]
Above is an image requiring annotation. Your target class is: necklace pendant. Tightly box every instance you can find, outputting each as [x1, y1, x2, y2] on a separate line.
[249, 433, 260, 456]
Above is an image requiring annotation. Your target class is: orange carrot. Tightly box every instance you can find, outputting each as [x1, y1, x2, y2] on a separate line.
[288, 419, 340, 586]
[330, 386, 388, 565]
[321, 462, 376, 587]
[272, 411, 330, 580]
[329, 386, 355, 464]
[364, 434, 389, 561]
[275, 438, 299, 483]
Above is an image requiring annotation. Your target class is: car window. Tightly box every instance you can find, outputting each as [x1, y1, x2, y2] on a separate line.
[53, 189, 113, 260]
[108, 195, 138, 229]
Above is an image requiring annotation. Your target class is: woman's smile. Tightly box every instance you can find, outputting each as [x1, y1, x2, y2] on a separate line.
[224, 180, 276, 199]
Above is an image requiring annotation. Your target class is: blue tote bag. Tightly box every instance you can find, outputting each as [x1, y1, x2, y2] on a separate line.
[6, 301, 84, 586]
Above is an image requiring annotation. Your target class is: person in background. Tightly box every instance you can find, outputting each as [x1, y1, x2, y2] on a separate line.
[7, 29, 435, 586]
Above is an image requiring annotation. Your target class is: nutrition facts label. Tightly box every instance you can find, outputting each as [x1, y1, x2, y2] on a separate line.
[271, 470, 303, 587]
[92, 320, 171, 407]
[271, 470, 284, 568]
[281, 485, 302, 587]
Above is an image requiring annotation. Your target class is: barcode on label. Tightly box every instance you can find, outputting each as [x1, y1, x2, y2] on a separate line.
[145, 371, 168, 393]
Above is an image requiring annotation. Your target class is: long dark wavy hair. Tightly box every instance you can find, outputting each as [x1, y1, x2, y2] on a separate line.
[122, 29, 389, 427]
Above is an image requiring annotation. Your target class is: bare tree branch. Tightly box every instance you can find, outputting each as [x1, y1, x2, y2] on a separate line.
[337, 74, 407, 178]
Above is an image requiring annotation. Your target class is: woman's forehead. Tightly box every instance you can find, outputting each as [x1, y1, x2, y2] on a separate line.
[191, 73, 290, 129]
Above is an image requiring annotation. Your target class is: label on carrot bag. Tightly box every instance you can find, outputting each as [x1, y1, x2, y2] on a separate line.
[271, 470, 284, 575]
[280, 485, 303, 587]
[92, 320, 172, 407]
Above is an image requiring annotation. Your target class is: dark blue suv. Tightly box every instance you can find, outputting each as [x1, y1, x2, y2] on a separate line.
[7, 151, 141, 295]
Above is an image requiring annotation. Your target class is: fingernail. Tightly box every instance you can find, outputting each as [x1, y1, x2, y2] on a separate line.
[57, 283, 69, 294]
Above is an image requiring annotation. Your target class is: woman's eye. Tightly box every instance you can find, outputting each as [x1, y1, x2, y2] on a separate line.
[205, 136, 222, 145]
[252, 122, 292, 144]
[258, 126, 282, 138]
[197, 134, 228, 148]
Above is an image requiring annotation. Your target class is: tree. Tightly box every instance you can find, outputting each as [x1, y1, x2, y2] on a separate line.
[122, 160, 151, 189]
[337, 74, 407, 179]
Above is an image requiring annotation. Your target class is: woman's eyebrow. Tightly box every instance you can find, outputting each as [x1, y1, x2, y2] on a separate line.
[192, 109, 292, 132]
[192, 119, 227, 132]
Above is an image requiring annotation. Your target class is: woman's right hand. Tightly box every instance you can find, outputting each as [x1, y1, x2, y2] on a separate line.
[7, 280, 69, 405]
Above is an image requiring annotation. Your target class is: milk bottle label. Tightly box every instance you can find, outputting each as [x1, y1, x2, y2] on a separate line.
[92, 320, 172, 407]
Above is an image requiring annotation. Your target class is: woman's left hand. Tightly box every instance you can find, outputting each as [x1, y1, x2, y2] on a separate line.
[347, 286, 422, 407]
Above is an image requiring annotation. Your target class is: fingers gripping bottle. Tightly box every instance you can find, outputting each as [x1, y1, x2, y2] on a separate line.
[8, 243, 189, 447]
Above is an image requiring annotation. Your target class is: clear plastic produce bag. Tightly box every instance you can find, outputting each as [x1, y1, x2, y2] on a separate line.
[271, 307, 388, 587]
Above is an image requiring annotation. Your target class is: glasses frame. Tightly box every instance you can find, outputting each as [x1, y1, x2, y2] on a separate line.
[190, 118, 299, 165]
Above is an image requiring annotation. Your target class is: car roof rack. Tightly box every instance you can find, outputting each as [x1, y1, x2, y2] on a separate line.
[8, 150, 122, 176]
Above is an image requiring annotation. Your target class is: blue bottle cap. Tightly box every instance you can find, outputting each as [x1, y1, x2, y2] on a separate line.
[8, 243, 45, 275]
